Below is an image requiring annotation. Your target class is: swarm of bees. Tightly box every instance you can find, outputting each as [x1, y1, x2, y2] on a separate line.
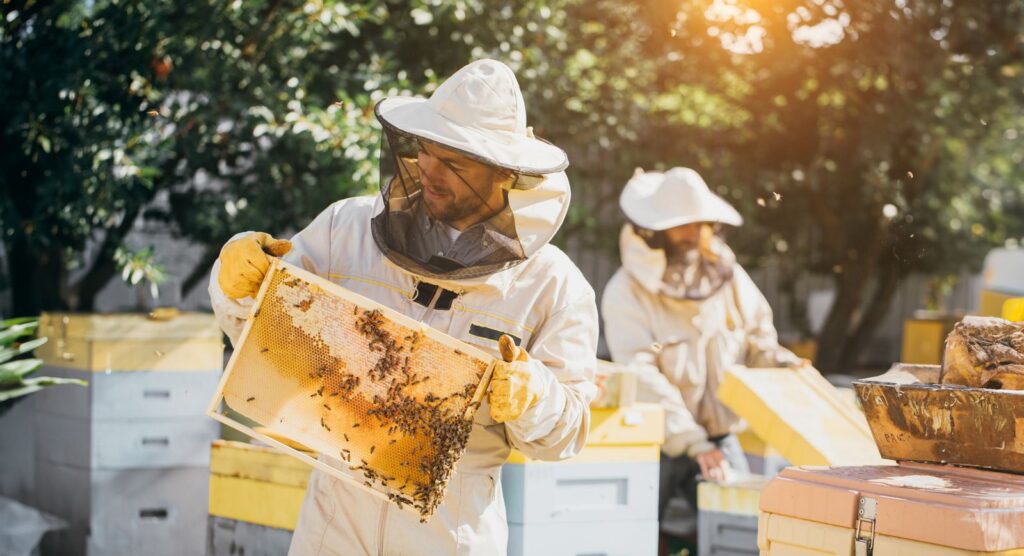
[256, 284, 485, 520]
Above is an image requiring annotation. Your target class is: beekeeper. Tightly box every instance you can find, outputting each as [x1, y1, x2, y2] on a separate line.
[601, 167, 801, 515]
[208, 59, 598, 555]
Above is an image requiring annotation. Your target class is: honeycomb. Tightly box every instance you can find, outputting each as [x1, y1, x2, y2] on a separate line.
[217, 259, 494, 520]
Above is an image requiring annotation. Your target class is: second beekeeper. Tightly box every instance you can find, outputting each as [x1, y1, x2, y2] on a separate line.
[208, 59, 598, 555]
[601, 167, 802, 516]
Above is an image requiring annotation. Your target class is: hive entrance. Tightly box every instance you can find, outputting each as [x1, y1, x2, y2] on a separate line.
[208, 259, 494, 520]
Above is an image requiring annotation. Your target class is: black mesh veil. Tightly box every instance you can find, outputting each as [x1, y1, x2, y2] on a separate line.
[370, 119, 538, 281]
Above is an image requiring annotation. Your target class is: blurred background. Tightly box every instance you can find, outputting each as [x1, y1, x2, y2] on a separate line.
[2, 0, 1023, 376]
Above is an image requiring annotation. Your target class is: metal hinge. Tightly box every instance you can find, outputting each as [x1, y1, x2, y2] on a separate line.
[855, 496, 877, 556]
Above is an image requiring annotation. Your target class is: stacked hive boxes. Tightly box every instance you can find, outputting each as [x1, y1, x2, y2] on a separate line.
[502, 403, 664, 556]
[206, 439, 311, 555]
[31, 312, 223, 555]
[697, 478, 766, 556]
[703, 366, 886, 556]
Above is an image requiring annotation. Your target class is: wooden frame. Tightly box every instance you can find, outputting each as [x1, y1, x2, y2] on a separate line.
[206, 258, 495, 519]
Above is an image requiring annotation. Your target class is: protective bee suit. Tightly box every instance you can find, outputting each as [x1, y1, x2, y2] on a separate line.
[208, 60, 598, 555]
[601, 168, 799, 510]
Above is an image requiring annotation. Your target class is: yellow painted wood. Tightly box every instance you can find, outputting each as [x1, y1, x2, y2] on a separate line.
[507, 444, 659, 464]
[210, 440, 312, 488]
[208, 475, 307, 530]
[208, 440, 311, 530]
[697, 478, 766, 516]
[39, 312, 222, 340]
[1003, 298, 1024, 321]
[507, 405, 663, 463]
[718, 368, 885, 467]
[980, 289, 1016, 318]
[37, 312, 223, 371]
[758, 512, 1024, 555]
[901, 319, 946, 365]
[737, 429, 783, 458]
[758, 512, 856, 555]
[587, 403, 664, 446]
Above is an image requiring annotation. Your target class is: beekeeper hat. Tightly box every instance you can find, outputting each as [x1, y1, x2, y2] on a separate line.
[620, 167, 743, 231]
[375, 59, 568, 177]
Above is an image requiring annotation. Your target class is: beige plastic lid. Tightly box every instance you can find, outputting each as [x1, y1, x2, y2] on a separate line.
[759, 462, 1024, 552]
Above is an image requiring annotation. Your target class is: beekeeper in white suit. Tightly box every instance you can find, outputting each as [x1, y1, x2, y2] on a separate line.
[601, 168, 801, 518]
[208, 59, 598, 555]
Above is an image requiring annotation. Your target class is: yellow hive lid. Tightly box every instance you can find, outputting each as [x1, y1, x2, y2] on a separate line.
[718, 366, 887, 467]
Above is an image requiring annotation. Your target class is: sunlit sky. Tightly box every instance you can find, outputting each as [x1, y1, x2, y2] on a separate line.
[704, 0, 848, 54]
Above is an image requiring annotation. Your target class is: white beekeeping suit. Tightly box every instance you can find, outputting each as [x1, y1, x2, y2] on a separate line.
[601, 168, 799, 505]
[209, 59, 598, 555]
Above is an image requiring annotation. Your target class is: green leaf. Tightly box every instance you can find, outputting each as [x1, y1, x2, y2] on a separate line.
[1, 317, 38, 328]
[0, 322, 38, 346]
[0, 383, 44, 403]
[0, 337, 48, 365]
[0, 375, 87, 402]
[0, 358, 43, 380]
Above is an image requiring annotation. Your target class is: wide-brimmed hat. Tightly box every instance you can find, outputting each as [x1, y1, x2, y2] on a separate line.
[620, 167, 743, 230]
[375, 59, 568, 177]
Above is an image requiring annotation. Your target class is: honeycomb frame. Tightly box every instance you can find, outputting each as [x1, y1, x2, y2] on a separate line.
[206, 258, 495, 520]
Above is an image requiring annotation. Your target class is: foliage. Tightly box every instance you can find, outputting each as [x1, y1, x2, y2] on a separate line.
[0, 318, 86, 416]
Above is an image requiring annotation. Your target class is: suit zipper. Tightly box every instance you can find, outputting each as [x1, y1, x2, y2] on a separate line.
[418, 283, 445, 324]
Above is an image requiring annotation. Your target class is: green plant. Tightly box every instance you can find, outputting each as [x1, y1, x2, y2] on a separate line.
[0, 318, 86, 416]
[114, 246, 167, 310]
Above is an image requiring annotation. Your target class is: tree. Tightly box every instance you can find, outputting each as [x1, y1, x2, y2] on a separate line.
[520, 0, 1024, 373]
[0, 0, 578, 314]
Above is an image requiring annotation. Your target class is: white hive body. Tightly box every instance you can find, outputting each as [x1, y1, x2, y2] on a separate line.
[209, 259, 495, 520]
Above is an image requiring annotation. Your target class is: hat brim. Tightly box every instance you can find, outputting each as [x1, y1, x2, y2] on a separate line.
[622, 189, 744, 230]
[376, 97, 568, 175]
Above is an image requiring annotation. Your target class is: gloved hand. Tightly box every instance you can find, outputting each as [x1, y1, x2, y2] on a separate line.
[217, 232, 292, 299]
[489, 335, 545, 423]
[693, 446, 731, 483]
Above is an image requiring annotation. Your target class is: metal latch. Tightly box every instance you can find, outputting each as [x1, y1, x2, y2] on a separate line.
[855, 496, 877, 556]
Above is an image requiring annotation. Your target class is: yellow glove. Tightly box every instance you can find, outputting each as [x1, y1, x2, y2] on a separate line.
[217, 232, 292, 299]
[489, 335, 545, 423]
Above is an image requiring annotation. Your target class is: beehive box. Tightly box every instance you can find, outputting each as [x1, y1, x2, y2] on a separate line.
[207, 439, 311, 531]
[697, 478, 767, 556]
[758, 463, 1024, 555]
[207, 259, 495, 521]
[854, 364, 1024, 473]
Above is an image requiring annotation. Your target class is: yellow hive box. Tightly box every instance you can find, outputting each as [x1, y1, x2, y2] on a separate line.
[507, 403, 664, 464]
[1003, 297, 1024, 321]
[38, 312, 223, 371]
[758, 464, 1024, 555]
[208, 440, 312, 531]
[901, 314, 961, 365]
[979, 289, 1018, 318]
[697, 477, 767, 517]
[718, 367, 886, 467]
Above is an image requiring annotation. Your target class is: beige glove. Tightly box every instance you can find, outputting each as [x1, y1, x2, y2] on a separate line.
[489, 335, 545, 423]
[217, 232, 292, 299]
